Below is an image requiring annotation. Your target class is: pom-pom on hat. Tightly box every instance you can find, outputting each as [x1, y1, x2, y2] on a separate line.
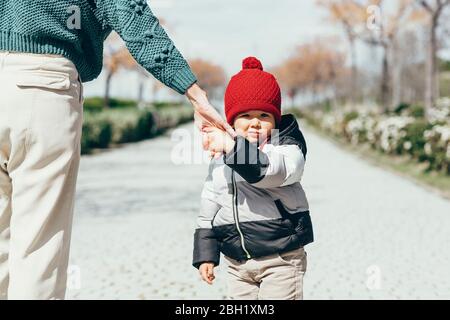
[224, 57, 281, 126]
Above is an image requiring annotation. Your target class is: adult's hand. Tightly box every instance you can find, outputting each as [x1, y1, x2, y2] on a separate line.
[186, 83, 236, 156]
[203, 126, 236, 159]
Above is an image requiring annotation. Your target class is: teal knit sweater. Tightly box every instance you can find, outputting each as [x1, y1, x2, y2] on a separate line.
[0, 0, 197, 94]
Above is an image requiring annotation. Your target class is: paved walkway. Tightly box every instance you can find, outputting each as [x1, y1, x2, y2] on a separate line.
[67, 120, 450, 300]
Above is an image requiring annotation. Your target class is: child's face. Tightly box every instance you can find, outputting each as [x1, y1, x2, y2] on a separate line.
[233, 110, 276, 144]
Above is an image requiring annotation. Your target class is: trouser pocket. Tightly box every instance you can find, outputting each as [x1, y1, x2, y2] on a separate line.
[15, 70, 71, 91]
[277, 247, 307, 271]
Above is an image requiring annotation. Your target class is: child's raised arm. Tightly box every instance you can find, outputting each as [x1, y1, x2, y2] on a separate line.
[223, 135, 306, 188]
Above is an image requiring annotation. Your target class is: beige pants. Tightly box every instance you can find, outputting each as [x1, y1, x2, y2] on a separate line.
[224, 247, 307, 300]
[0, 51, 83, 299]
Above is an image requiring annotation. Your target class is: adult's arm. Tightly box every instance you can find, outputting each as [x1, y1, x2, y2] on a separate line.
[101, 0, 196, 94]
[100, 0, 235, 138]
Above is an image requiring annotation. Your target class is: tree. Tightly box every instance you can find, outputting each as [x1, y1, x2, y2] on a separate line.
[272, 58, 306, 107]
[359, 0, 418, 111]
[189, 59, 227, 101]
[316, 0, 367, 105]
[416, 0, 450, 114]
[103, 18, 176, 107]
[392, 29, 426, 105]
[273, 39, 347, 107]
[103, 32, 137, 108]
[136, 65, 149, 107]
[318, 0, 424, 111]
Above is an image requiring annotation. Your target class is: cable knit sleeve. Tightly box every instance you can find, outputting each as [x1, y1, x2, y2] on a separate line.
[99, 0, 197, 94]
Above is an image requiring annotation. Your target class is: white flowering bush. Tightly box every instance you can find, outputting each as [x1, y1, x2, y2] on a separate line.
[372, 116, 415, 153]
[430, 98, 450, 123]
[423, 125, 450, 172]
[321, 113, 344, 136]
[345, 114, 376, 145]
[397, 120, 432, 159]
[293, 99, 450, 174]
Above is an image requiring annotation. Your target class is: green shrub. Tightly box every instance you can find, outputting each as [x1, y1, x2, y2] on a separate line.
[439, 59, 450, 72]
[322, 100, 332, 113]
[398, 120, 432, 159]
[80, 102, 193, 154]
[153, 101, 183, 109]
[83, 97, 104, 113]
[390, 103, 425, 118]
[136, 111, 157, 139]
[83, 97, 137, 113]
[344, 111, 359, 124]
[153, 105, 194, 132]
[394, 103, 410, 115]
[104, 109, 153, 143]
[81, 116, 113, 153]
[410, 105, 425, 118]
[440, 76, 450, 98]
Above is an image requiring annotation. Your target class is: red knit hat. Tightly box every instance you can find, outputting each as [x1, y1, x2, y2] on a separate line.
[225, 57, 281, 126]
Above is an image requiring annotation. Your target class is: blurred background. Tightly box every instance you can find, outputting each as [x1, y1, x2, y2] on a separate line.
[68, 0, 450, 300]
[82, 0, 450, 180]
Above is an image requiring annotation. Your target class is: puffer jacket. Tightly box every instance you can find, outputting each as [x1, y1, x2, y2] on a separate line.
[192, 114, 314, 269]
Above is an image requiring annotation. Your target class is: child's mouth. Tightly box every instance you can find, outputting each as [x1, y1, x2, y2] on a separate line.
[247, 133, 261, 141]
[247, 129, 261, 136]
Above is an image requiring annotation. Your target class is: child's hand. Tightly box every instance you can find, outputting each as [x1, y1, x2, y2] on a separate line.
[199, 262, 216, 285]
[204, 127, 235, 158]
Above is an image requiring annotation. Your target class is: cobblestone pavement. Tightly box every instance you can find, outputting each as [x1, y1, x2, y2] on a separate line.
[67, 120, 450, 300]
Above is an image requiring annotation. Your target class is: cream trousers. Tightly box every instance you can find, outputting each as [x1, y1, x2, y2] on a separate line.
[0, 51, 83, 299]
[224, 247, 307, 300]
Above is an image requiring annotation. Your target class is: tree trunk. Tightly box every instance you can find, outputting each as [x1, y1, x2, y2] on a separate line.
[349, 35, 357, 106]
[104, 71, 113, 109]
[380, 44, 390, 113]
[137, 78, 144, 106]
[391, 35, 402, 109]
[289, 89, 296, 108]
[151, 81, 159, 103]
[425, 17, 439, 115]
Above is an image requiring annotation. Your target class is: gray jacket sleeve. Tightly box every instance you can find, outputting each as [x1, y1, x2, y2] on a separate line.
[192, 161, 221, 269]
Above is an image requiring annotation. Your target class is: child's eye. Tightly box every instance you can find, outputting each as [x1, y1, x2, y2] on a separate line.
[240, 114, 249, 117]
[260, 113, 269, 117]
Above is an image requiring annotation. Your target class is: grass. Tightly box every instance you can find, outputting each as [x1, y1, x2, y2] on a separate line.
[298, 118, 450, 200]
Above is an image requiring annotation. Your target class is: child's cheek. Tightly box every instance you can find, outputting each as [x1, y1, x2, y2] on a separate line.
[235, 127, 246, 137]
[263, 128, 272, 138]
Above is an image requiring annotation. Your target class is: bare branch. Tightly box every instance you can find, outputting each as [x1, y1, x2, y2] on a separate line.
[419, 0, 434, 13]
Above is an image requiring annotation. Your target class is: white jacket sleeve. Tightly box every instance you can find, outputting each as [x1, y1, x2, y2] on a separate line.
[224, 135, 305, 189]
[252, 144, 305, 188]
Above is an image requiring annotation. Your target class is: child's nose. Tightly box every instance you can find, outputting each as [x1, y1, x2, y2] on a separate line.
[249, 118, 261, 127]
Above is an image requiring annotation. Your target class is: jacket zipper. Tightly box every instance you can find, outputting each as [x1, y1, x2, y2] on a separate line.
[231, 170, 252, 259]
